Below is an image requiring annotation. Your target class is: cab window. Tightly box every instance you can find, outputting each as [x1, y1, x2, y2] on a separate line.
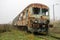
[42, 9, 48, 16]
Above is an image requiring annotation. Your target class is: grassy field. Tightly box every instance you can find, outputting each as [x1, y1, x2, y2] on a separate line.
[0, 21, 60, 40]
[0, 29, 59, 40]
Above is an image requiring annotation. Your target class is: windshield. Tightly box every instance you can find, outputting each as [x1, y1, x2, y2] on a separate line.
[32, 7, 48, 16]
[42, 9, 48, 16]
[32, 7, 40, 14]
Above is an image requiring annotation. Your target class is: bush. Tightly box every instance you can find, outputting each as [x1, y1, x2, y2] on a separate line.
[0, 24, 13, 33]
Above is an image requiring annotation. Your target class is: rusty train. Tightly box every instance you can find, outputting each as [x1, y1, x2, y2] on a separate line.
[12, 3, 53, 34]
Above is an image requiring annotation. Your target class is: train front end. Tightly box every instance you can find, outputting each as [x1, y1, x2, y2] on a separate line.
[28, 6, 50, 34]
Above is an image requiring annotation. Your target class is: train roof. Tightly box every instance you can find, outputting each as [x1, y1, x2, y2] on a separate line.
[20, 3, 49, 15]
[22, 3, 49, 13]
[27, 3, 49, 9]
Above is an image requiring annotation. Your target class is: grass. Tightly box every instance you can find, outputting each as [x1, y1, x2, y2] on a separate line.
[0, 30, 45, 40]
[0, 21, 60, 40]
[0, 24, 44, 40]
[0, 29, 59, 40]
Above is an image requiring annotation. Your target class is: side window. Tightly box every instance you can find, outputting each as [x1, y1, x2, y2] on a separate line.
[18, 9, 28, 20]
[26, 10, 28, 17]
[23, 10, 28, 20]
[19, 13, 23, 20]
[23, 10, 28, 19]
[23, 12, 26, 19]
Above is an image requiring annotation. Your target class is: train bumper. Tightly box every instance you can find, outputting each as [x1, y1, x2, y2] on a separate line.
[28, 23, 48, 34]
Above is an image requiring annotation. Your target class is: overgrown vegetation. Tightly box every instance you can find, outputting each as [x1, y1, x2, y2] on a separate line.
[0, 21, 60, 40]
[0, 24, 12, 33]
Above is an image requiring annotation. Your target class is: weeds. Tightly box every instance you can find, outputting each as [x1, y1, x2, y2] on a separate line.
[0, 24, 13, 33]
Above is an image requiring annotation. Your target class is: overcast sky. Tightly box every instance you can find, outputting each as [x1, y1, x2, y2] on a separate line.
[0, 0, 60, 24]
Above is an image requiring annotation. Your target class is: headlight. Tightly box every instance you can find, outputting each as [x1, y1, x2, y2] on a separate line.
[35, 20, 38, 23]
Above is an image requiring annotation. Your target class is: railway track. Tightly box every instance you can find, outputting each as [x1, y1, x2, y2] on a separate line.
[48, 33, 60, 40]
[35, 33, 60, 40]
[14, 26, 60, 40]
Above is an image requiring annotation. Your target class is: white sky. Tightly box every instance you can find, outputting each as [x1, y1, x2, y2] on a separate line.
[0, 0, 60, 24]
